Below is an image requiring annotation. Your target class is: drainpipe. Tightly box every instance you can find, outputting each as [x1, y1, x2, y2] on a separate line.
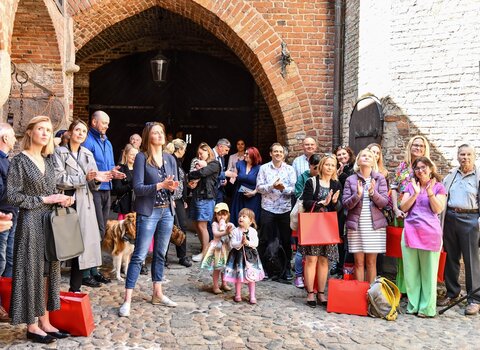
[332, 0, 345, 150]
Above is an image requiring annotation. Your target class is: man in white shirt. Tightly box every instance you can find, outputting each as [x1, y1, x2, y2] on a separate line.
[292, 137, 317, 178]
[257, 143, 296, 280]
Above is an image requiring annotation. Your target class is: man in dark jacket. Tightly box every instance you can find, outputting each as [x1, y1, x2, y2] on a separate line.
[0, 123, 16, 322]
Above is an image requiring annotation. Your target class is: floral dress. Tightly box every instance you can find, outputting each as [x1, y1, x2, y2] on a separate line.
[201, 222, 230, 271]
[299, 185, 339, 262]
[224, 227, 265, 283]
[391, 161, 413, 227]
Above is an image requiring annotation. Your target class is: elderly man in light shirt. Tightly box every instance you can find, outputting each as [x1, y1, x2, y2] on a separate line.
[292, 137, 317, 178]
[439, 144, 480, 316]
[257, 142, 297, 281]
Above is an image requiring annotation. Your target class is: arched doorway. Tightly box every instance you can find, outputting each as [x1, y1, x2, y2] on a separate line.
[72, 0, 315, 155]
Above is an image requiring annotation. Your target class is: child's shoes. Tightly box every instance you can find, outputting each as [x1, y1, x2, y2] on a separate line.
[249, 297, 257, 305]
[233, 295, 242, 302]
[221, 284, 232, 291]
[212, 287, 223, 294]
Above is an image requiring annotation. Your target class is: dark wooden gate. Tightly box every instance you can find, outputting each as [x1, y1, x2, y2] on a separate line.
[348, 96, 384, 154]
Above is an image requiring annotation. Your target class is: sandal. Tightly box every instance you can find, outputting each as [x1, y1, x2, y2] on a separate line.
[306, 291, 317, 308]
[212, 287, 223, 294]
[221, 284, 232, 292]
[317, 291, 328, 306]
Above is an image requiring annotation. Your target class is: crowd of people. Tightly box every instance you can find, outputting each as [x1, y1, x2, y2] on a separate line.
[0, 111, 479, 344]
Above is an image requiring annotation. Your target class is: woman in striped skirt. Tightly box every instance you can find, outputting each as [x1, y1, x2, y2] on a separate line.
[342, 148, 389, 283]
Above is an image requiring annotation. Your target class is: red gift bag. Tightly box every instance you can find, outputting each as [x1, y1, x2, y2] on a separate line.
[437, 250, 447, 282]
[327, 278, 370, 316]
[50, 292, 95, 337]
[298, 211, 340, 246]
[386, 226, 403, 258]
[0, 277, 12, 314]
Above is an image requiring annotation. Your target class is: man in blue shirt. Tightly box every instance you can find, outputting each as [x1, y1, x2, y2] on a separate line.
[83, 111, 125, 287]
[0, 123, 17, 322]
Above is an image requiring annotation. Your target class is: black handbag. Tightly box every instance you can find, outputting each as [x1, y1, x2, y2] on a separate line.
[110, 192, 129, 213]
[44, 206, 84, 262]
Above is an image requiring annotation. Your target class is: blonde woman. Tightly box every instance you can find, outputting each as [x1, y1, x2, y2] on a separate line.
[367, 143, 388, 179]
[7, 116, 74, 343]
[390, 135, 430, 293]
[300, 155, 342, 307]
[113, 144, 138, 220]
[342, 148, 389, 283]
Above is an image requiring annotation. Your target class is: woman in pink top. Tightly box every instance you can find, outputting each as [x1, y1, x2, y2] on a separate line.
[400, 157, 446, 318]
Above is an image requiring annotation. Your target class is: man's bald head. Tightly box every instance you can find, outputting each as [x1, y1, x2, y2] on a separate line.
[302, 137, 317, 157]
[91, 110, 110, 135]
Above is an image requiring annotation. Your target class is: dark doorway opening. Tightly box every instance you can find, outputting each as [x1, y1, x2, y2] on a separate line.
[89, 50, 275, 166]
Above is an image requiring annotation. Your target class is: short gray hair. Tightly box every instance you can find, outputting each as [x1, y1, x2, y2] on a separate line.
[216, 138, 231, 148]
[0, 123, 13, 138]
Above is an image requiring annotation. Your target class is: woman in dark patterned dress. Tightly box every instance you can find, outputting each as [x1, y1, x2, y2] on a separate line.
[7, 116, 74, 344]
[300, 154, 342, 308]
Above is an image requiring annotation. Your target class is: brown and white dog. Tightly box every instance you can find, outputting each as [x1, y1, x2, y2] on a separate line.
[103, 212, 136, 281]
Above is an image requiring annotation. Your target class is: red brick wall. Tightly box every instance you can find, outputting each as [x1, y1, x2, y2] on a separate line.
[69, 0, 336, 158]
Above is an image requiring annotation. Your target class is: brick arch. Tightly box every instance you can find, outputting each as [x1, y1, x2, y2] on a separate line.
[73, 0, 313, 146]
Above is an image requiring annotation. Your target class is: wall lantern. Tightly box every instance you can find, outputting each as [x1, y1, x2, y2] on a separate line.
[150, 53, 169, 84]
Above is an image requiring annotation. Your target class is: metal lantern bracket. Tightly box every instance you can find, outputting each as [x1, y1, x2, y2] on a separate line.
[280, 42, 292, 78]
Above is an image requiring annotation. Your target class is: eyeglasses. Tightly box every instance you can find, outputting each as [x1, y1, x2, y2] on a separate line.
[412, 144, 425, 149]
[414, 165, 428, 172]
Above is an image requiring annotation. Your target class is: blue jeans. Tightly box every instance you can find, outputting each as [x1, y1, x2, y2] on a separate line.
[294, 238, 303, 277]
[0, 213, 17, 277]
[125, 208, 173, 289]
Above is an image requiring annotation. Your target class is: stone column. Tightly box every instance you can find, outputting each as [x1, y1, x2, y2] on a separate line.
[0, 50, 11, 109]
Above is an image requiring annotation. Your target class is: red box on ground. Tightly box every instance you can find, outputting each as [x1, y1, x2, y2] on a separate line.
[327, 279, 370, 316]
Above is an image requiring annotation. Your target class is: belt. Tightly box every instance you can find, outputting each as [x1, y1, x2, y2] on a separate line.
[448, 207, 479, 214]
[154, 203, 169, 209]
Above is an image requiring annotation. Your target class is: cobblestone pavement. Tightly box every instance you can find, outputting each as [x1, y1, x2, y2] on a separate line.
[1, 231, 480, 349]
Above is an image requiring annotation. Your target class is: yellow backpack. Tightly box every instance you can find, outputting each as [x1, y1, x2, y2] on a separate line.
[367, 277, 401, 321]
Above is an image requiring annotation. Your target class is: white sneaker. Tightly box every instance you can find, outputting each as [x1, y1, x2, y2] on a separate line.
[192, 253, 203, 262]
[118, 302, 131, 317]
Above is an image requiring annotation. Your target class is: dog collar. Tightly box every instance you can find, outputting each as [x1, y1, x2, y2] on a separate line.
[122, 235, 136, 245]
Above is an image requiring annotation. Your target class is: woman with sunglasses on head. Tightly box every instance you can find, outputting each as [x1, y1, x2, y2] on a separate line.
[300, 154, 342, 307]
[400, 157, 446, 318]
[188, 142, 221, 262]
[342, 148, 389, 283]
[230, 146, 262, 226]
[390, 136, 431, 294]
[119, 122, 179, 317]
[7, 116, 75, 343]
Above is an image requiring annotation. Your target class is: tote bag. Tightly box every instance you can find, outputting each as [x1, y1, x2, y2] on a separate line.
[298, 211, 340, 245]
[44, 206, 84, 261]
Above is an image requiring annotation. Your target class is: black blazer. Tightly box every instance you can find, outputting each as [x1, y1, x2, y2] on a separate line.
[112, 164, 134, 214]
[188, 160, 221, 200]
[302, 176, 342, 213]
[133, 152, 178, 216]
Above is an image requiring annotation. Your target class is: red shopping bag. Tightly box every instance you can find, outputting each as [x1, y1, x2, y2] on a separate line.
[437, 250, 447, 282]
[327, 278, 370, 316]
[298, 211, 340, 246]
[0, 277, 12, 314]
[50, 291, 95, 336]
[386, 226, 403, 258]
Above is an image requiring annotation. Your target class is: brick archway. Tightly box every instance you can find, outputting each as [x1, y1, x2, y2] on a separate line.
[73, 0, 313, 147]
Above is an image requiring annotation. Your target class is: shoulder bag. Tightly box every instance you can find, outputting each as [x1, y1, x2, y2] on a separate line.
[44, 206, 85, 261]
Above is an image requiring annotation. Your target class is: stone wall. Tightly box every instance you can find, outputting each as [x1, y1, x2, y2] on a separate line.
[342, 0, 480, 176]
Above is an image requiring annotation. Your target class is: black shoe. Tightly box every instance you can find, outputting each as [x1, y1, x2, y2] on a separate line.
[283, 269, 293, 281]
[82, 276, 101, 288]
[46, 331, 70, 339]
[140, 265, 149, 275]
[93, 272, 111, 284]
[179, 257, 192, 268]
[68, 288, 81, 293]
[26, 331, 56, 344]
